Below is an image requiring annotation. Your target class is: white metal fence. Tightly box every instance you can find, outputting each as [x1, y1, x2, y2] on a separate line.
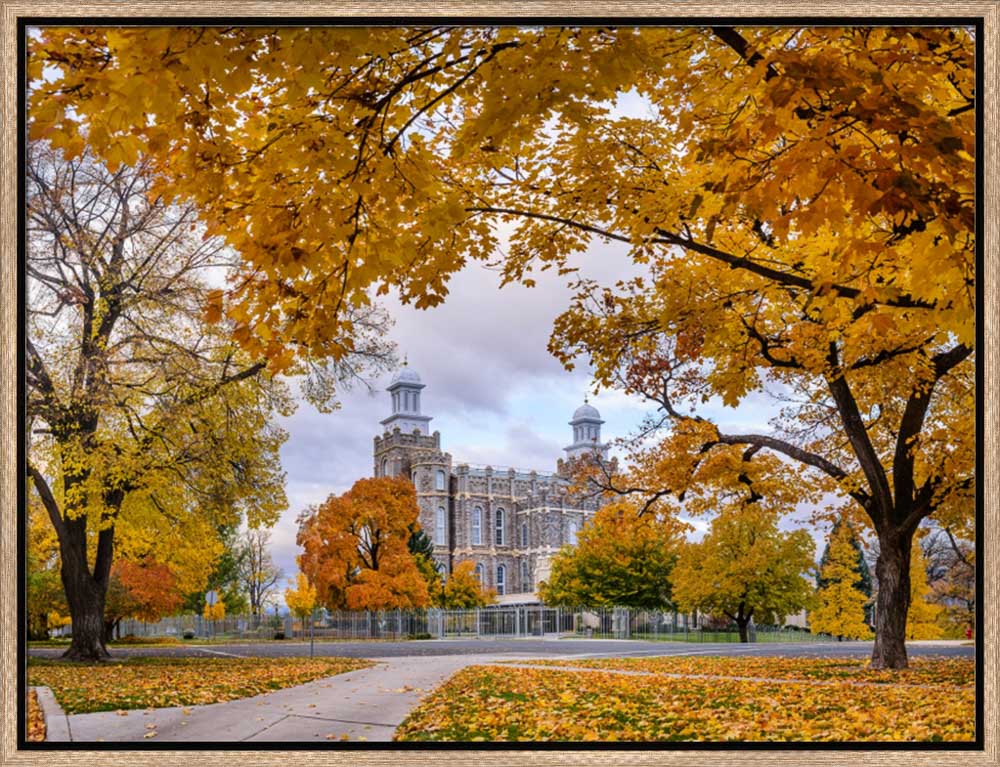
[115, 607, 834, 643]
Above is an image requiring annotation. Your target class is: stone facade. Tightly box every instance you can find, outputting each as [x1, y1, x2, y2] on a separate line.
[372, 367, 608, 603]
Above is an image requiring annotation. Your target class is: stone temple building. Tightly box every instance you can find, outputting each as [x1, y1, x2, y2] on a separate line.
[373, 366, 609, 604]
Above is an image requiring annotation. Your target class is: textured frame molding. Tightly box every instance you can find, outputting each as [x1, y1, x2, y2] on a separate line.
[1, 3, 996, 765]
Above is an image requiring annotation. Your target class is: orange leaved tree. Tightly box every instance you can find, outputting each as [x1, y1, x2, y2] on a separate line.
[296, 477, 430, 611]
[104, 558, 183, 641]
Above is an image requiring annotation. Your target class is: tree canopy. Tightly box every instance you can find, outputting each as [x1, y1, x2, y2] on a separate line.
[539, 500, 687, 609]
[439, 561, 497, 609]
[672, 507, 816, 642]
[285, 572, 318, 620]
[296, 476, 431, 611]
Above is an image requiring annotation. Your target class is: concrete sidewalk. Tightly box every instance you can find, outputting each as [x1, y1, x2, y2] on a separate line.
[41, 654, 518, 743]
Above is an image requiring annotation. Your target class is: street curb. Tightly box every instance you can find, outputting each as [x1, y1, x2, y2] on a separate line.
[32, 686, 71, 742]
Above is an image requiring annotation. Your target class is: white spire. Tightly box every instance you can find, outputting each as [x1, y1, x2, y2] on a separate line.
[382, 363, 432, 434]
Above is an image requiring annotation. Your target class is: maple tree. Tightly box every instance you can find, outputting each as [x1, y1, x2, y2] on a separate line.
[672, 507, 815, 642]
[906, 535, 944, 640]
[296, 476, 430, 611]
[538, 501, 687, 609]
[104, 558, 184, 641]
[203, 600, 226, 622]
[29, 25, 974, 668]
[810, 522, 873, 640]
[23, 142, 294, 660]
[24, 139, 396, 660]
[285, 572, 318, 620]
[440, 560, 498, 609]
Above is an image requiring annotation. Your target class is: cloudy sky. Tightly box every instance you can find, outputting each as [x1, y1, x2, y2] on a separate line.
[266, 235, 822, 590]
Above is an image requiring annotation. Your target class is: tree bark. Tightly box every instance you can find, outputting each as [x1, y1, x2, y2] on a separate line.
[736, 617, 750, 643]
[61, 559, 111, 661]
[870, 528, 914, 669]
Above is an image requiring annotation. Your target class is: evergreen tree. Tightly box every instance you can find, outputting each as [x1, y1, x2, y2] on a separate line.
[408, 528, 436, 561]
[811, 523, 873, 640]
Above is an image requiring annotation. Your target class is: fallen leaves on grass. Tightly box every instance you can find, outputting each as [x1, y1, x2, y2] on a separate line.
[395, 660, 975, 743]
[27, 690, 45, 742]
[513, 655, 974, 687]
[27, 656, 373, 714]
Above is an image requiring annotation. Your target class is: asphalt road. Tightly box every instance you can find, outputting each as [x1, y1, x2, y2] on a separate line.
[29, 638, 974, 661]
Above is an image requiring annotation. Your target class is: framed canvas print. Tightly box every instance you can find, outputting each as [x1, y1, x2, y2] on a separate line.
[2, 2, 995, 764]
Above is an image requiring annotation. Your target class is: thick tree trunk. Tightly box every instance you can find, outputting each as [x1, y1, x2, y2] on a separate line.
[736, 618, 750, 643]
[58, 511, 116, 661]
[871, 529, 913, 669]
[62, 563, 110, 661]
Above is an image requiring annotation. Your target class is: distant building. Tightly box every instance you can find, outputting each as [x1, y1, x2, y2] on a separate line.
[373, 365, 608, 603]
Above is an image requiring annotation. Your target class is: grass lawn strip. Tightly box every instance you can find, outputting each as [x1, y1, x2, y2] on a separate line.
[395, 661, 974, 742]
[27, 656, 374, 714]
[496, 662, 970, 691]
[27, 689, 46, 742]
[510, 655, 974, 687]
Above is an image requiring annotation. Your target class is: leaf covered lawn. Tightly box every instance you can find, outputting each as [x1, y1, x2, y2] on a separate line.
[395, 657, 974, 742]
[28, 656, 373, 714]
[515, 655, 975, 687]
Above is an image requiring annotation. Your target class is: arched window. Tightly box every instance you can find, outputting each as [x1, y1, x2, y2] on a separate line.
[474, 563, 484, 584]
[520, 560, 531, 592]
[520, 522, 529, 548]
[381, 457, 389, 477]
[471, 506, 483, 545]
[436, 507, 446, 545]
[436, 469, 446, 491]
[496, 565, 506, 596]
[495, 508, 505, 546]
[567, 518, 579, 545]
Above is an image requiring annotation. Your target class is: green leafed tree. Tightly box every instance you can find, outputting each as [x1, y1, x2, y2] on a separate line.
[539, 501, 687, 609]
[672, 507, 816, 643]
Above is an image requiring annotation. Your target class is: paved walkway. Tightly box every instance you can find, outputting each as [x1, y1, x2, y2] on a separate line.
[33, 640, 973, 743]
[37, 654, 537, 743]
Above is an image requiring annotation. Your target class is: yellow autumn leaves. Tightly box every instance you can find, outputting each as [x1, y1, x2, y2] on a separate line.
[27, 656, 373, 714]
[395, 657, 975, 742]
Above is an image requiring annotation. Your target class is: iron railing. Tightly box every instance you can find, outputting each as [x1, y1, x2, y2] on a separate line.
[112, 607, 833, 644]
